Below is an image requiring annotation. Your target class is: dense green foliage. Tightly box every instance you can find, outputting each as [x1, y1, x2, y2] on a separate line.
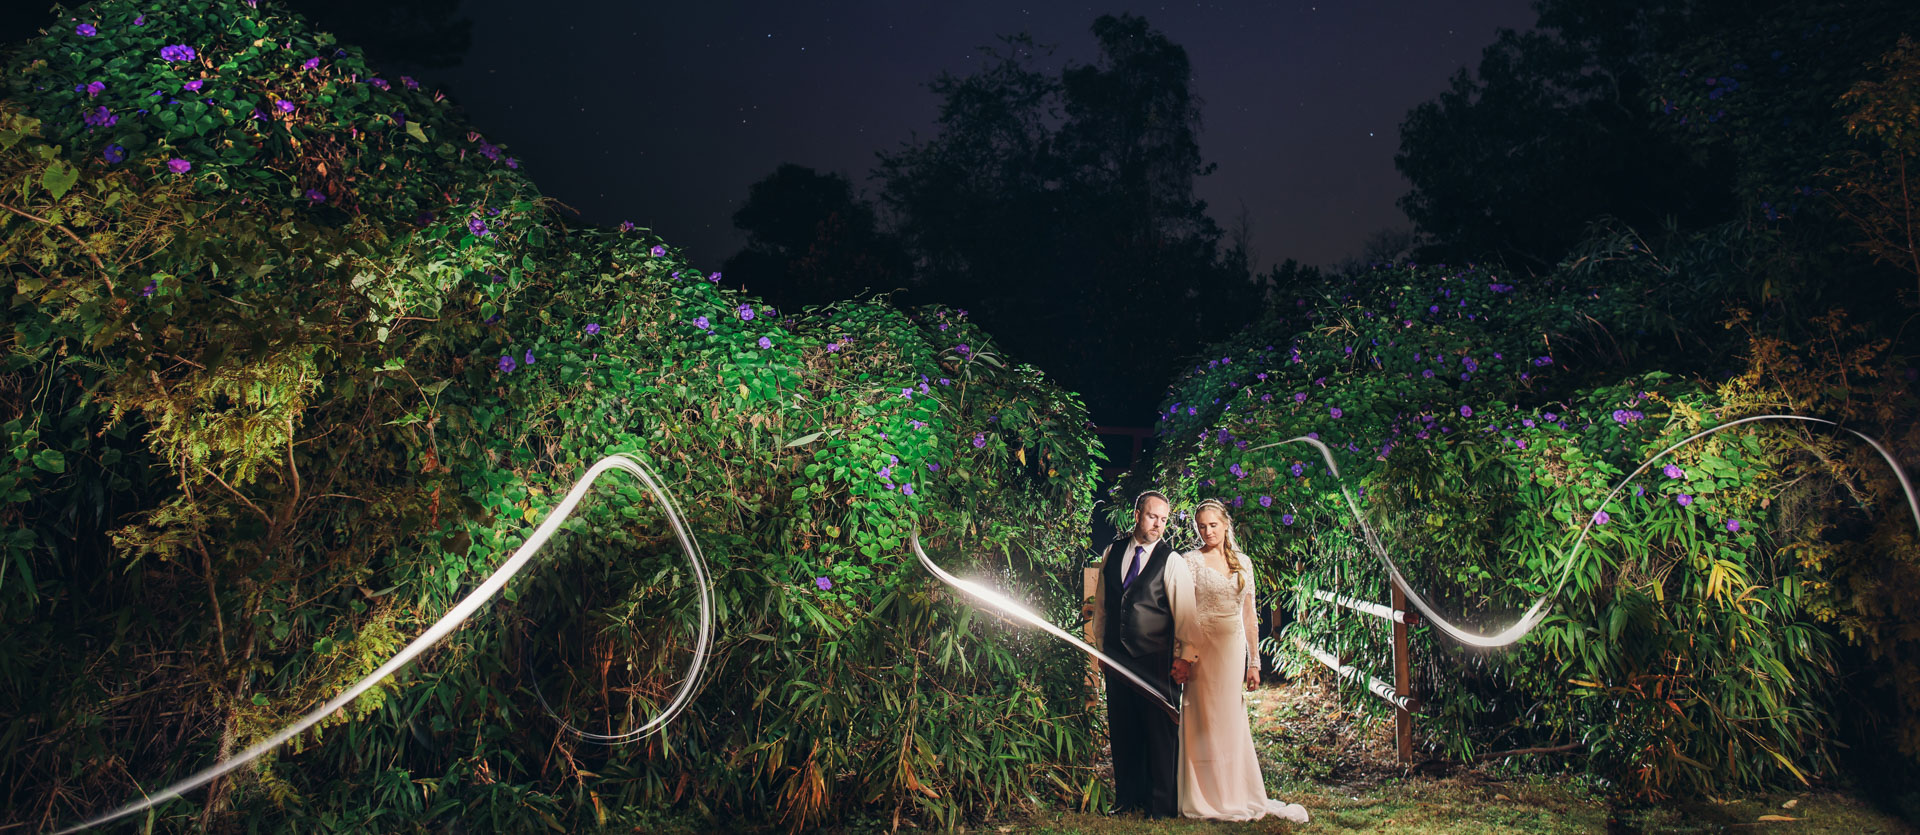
[1139, 2, 1920, 803]
[1, 2, 1109, 830]
[1136, 262, 1889, 799]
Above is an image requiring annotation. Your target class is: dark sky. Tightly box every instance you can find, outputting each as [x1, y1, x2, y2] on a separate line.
[415, 1, 1536, 274]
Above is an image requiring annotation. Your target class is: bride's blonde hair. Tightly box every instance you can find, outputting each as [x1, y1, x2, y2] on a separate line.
[1191, 499, 1246, 592]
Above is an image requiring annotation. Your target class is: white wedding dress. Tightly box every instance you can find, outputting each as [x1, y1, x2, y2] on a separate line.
[1177, 557, 1310, 822]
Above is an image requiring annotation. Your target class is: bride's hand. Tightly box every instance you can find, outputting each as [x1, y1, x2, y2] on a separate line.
[1244, 667, 1260, 690]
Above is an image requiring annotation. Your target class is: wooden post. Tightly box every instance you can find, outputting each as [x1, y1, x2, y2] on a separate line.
[1391, 580, 1413, 764]
[1083, 566, 1102, 700]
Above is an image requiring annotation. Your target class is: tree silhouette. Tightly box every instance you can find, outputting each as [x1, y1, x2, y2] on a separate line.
[724, 164, 908, 310]
[874, 15, 1254, 421]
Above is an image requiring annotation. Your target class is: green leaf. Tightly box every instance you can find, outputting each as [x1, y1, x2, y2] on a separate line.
[30, 449, 65, 474]
[41, 160, 78, 200]
[405, 121, 428, 143]
[784, 431, 824, 448]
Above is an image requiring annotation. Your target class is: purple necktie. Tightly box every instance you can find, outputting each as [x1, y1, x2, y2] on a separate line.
[1122, 545, 1145, 589]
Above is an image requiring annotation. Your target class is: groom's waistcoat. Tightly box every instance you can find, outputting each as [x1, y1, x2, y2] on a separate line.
[1102, 536, 1176, 658]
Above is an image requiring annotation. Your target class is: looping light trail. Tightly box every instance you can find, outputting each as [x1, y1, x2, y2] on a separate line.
[910, 532, 1180, 721]
[56, 453, 712, 834]
[1249, 414, 1920, 649]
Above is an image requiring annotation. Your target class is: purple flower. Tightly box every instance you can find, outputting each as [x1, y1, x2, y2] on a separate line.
[1725, 519, 1741, 533]
[101, 144, 126, 164]
[1593, 510, 1611, 525]
[134, 14, 146, 25]
[618, 220, 635, 232]
[1230, 463, 1246, 479]
[1533, 356, 1553, 367]
[505, 157, 519, 169]
[166, 158, 191, 174]
[1330, 406, 1343, 418]
[1459, 405, 1472, 417]
[736, 304, 755, 321]
[928, 462, 941, 471]
[1259, 495, 1273, 508]
[826, 342, 840, 352]
[757, 336, 773, 349]
[159, 44, 196, 62]
[524, 349, 536, 366]
[1676, 494, 1693, 507]
[400, 76, 419, 90]
[956, 343, 972, 356]
[275, 99, 295, 113]
[1294, 392, 1307, 403]
[902, 483, 915, 496]
[1290, 461, 1305, 477]
[83, 106, 117, 128]
[304, 188, 326, 202]
[815, 576, 832, 591]
[1463, 357, 1479, 372]
[1663, 463, 1684, 479]
[183, 79, 204, 92]
[709, 271, 723, 283]
[1422, 369, 1435, 379]
[585, 323, 601, 335]
[76, 23, 97, 36]
[650, 244, 666, 257]
[938, 377, 951, 385]
[972, 432, 987, 449]
[901, 387, 913, 398]
[140, 281, 156, 297]
[1634, 485, 1646, 497]
[691, 316, 710, 331]
[497, 355, 516, 373]
[368, 77, 390, 90]
[302, 56, 321, 70]
[877, 465, 892, 480]
[76, 80, 105, 98]
[1281, 513, 1295, 525]
[467, 217, 489, 237]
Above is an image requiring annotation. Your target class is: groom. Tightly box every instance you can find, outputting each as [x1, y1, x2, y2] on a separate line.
[1090, 490, 1199, 818]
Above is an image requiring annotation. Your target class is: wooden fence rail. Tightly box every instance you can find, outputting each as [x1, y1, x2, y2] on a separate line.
[1301, 580, 1420, 763]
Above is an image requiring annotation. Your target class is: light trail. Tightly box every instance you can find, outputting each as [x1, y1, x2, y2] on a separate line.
[54, 453, 712, 833]
[910, 532, 1180, 721]
[1248, 415, 1920, 648]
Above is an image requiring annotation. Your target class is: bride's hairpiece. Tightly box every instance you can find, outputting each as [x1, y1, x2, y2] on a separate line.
[1191, 499, 1246, 592]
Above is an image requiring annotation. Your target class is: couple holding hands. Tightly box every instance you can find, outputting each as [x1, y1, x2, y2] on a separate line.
[1090, 490, 1311, 822]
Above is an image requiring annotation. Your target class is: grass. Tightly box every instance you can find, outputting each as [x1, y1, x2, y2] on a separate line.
[626, 678, 1919, 833]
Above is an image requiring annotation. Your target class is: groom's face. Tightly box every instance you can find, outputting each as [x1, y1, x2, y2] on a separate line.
[1134, 496, 1169, 543]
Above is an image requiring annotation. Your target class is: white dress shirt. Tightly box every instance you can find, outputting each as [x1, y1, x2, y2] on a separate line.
[1090, 535, 1202, 665]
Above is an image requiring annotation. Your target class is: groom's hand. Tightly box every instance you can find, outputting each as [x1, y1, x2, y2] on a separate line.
[1170, 658, 1193, 684]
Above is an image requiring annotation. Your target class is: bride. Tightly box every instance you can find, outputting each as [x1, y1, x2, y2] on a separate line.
[1177, 499, 1311, 822]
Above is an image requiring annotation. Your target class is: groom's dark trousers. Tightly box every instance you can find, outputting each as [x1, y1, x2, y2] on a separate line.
[1100, 537, 1180, 819]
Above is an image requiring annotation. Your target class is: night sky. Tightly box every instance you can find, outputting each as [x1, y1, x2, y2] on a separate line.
[411, 1, 1535, 274]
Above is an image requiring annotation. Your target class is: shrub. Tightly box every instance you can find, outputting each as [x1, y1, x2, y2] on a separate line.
[1, 2, 1104, 829]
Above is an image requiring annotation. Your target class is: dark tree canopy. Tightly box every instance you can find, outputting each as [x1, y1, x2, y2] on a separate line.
[871, 15, 1254, 421]
[723, 163, 908, 311]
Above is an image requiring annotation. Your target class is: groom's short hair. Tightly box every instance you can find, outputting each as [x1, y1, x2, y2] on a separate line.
[1134, 489, 1169, 512]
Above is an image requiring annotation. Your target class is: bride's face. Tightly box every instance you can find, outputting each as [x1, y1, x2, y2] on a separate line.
[1195, 508, 1227, 550]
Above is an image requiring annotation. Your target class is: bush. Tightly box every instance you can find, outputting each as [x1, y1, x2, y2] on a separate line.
[1, 2, 1106, 830]
[1133, 261, 1915, 799]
